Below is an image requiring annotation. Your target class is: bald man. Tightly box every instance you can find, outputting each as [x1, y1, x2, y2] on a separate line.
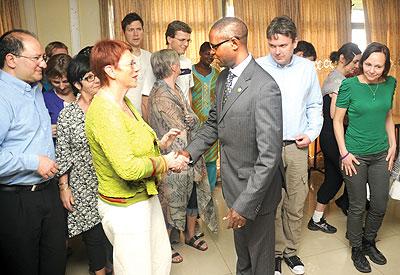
[183, 17, 284, 275]
[0, 30, 66, 275]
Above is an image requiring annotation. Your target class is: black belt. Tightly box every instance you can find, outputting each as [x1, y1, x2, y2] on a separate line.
[0, 180, 51, 192]
[282, 140, 296, 147]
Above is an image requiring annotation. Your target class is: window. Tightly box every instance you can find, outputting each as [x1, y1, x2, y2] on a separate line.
[351, 0, 367, 51]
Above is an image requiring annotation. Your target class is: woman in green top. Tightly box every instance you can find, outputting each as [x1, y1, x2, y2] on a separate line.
[334, 42, 396, 273]
[85, 40, 187, 275]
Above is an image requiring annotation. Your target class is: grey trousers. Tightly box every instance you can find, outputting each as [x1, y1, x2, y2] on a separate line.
[342, 151, 390, 248]
[234, 211, 276, 275]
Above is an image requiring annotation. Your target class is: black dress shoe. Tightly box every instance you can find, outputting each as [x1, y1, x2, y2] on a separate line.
[351, 247, 371, 273]
[362, 238, 387, 265]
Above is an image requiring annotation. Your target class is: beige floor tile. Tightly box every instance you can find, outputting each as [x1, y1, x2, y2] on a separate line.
[210, 228, 236, 273]
[170, 233, 231, 275]
[367, 235, 400, 275]
[298, 224, 348, 257]
[300, 248, 383, 275]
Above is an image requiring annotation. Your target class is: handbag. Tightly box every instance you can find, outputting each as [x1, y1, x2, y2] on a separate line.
[390, 158, 400, 200]
[389, 179, 400, 200]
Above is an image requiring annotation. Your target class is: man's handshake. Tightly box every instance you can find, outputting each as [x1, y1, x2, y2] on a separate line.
[163, 150, 192, 173]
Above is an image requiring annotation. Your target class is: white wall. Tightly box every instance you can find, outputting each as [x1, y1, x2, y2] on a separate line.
[22, 0, 101, 55]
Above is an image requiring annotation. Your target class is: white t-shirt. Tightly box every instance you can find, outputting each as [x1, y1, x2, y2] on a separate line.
[141, 54, 194, 104]
[126, 49, 152, 114]
[176, 55, 194, 103]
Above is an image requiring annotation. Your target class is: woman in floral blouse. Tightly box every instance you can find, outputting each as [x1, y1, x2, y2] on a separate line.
[56, 53, 109, 275]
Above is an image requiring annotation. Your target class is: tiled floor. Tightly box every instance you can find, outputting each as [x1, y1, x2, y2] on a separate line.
[66, 171, 400, 275]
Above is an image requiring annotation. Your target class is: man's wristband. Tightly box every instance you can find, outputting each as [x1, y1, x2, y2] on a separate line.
[340, 152, 350, 161]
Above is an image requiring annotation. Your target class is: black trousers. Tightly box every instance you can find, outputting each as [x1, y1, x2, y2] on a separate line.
[81, 223, 109, 272]
[0, 181, 66, 275]
[317, 132, 345, 204]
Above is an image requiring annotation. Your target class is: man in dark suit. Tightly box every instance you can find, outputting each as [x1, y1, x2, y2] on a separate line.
[182, 17, 284, 275]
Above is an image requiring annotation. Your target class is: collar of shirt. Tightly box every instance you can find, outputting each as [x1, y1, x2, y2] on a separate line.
[266, 54, 296, 68]
[229, 53, 252, 87]
[0, 69, 39, 95]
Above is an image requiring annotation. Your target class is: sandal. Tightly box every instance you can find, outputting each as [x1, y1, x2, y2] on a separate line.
[172, 251, 183, 263]
[185, 236, 208, 251]
[195, 232, 205, 238]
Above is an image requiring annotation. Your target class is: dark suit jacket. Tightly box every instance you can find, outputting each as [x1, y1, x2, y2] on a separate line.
[187, 58, 284, 220]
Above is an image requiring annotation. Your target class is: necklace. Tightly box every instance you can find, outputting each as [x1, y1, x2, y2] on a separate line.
[100, 92, 137, 119]
[366, 83, 379, 101]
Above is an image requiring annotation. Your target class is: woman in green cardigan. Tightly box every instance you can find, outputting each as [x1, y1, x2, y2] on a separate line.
[85, 40, 187, 275]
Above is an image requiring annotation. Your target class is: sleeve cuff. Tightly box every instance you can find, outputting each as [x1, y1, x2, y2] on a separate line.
[23, 154, 40, 171]
[149, 156, 168, 176]
[305, 131, 317, 143]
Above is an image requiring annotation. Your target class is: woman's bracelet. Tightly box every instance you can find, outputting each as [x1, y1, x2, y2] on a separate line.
[340, 152, 350, 161]
[58, 182, 68, 186]
[59, 185, 70, 191]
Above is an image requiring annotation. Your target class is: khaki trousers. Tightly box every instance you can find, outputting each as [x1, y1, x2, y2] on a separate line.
[275, 144, 309, 257]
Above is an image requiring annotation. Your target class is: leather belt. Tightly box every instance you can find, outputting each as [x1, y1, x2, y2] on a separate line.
[0, 180, 51, 192]
[282, 140, 296, 147]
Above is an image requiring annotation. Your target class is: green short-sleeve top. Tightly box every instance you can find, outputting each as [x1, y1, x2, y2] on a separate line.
[336, 76, 396, 155]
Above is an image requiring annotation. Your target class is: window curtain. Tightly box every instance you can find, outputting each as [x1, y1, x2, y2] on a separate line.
[299, 0, 352, 84]
[363, 0, 400, 114]
[99, 0, 114, 39]
[233, 0, 351, 84]
[232, 0, 281, 58]
[100, 0, 222, 62]
[0, 0, 22, 35]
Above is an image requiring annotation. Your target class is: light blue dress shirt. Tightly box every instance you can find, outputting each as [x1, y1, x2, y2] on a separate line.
[256, 55, 323, 141]
[0, 70, 55, 185]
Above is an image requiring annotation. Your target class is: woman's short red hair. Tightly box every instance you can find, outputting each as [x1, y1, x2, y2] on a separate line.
[90, 39, 132, 86]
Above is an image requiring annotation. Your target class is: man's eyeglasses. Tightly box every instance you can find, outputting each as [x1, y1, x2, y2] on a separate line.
[81, 74, 96, 82]
[13, 53, 47, 64]
[210, 37, 239, 50]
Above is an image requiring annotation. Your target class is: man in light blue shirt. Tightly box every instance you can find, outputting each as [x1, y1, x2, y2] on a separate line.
[257, 16, 323, 275]
[0, 29, 66, 275]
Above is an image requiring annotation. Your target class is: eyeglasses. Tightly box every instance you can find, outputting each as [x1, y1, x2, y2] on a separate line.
[81, 73, 96, 82]
[210, 37, 239, 50]
[120, 59, 137, 68]
[13, 53, 47, 64]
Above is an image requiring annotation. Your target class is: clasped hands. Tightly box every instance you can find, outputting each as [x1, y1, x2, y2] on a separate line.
[223, 208, 246, 230]
[164, 151, 190, 173]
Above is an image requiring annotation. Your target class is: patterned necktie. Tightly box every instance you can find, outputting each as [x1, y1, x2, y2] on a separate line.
[222, 71, 235, 108]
